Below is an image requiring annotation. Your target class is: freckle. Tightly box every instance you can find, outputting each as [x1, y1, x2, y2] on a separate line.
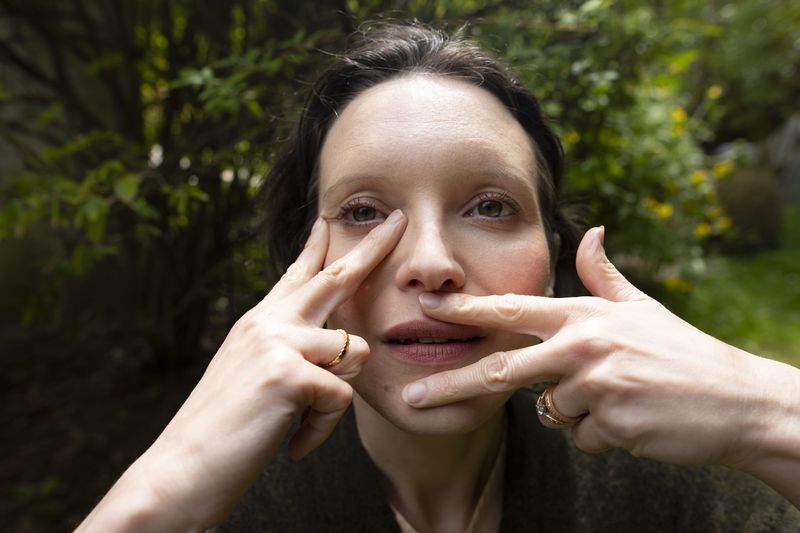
[383, 385, 391, 392]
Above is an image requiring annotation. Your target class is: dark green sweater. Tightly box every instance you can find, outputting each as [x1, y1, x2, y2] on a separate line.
[218, 388, 800, 531]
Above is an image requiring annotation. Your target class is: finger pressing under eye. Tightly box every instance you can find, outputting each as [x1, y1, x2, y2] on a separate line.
[417, 292, 573, 340]
[291, 209, 407, 325]
[266, 217, 329, 304]
[402, 338, 571, 408]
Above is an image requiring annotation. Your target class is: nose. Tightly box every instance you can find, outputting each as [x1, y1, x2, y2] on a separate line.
[393, 216, 465, 292]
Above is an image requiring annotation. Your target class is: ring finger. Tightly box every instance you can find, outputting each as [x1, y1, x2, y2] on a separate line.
[293, 327, 369, 382]
[536, 380, 587, 430]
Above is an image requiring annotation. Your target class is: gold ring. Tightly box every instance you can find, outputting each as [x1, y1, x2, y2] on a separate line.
[321, 329, 349, 368]
[536, 384, 583, 426]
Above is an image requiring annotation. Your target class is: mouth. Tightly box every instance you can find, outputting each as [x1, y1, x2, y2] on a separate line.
[381, 320, 487, 364]
[387, 336, 482, 345]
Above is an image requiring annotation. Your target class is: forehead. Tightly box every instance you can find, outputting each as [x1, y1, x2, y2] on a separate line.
[318, 74, 536, 186]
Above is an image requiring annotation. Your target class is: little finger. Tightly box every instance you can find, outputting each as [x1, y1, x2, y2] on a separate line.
[287, 367, 353, 461]
[570, 415, 615, 455]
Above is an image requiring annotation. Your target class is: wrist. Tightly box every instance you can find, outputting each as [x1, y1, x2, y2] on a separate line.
[726, 352, 800, 504]
[77, 457, 201, 533]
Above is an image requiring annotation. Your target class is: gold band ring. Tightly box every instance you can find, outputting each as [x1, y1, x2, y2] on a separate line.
[536, 384, 583, 427]
[321, 329, 349, 368]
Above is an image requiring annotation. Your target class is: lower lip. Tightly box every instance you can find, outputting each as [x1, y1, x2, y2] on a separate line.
[384, 340, 483, 365]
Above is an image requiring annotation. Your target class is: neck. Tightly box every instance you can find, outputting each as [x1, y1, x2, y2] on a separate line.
[354, 395, 505, 533]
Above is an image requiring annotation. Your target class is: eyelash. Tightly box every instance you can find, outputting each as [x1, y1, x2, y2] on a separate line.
[335, 191, 521, 227]
[335, 197, 386, 226]
[467, 191, 521, 219]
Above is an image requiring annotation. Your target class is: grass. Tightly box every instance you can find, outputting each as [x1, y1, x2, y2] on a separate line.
[678, 206, 800, 367]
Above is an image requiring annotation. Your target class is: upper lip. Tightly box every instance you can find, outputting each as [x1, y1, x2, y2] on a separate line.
[381, 319, 487, 342]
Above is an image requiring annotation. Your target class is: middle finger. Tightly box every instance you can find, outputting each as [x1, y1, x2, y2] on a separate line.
[290, 209, 407, 325]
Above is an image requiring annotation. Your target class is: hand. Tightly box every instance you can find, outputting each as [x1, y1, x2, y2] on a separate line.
[402, 227, 795, 470]
[79, 210, 407, 532]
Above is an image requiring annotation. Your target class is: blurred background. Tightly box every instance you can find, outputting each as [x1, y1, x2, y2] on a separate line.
[1, 0, 798, 530]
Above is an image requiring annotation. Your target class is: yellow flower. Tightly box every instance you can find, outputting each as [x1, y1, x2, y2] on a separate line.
[671, 106, 688, 124]
[690, 169, 707, 185]
[712, 160, 734, 178]
[716, 216, 732, 232]
[563, 130, 580, 145]
[706, 85, 723, 100]
[693, 222, 711, 238]
[655, 202, 674, 219]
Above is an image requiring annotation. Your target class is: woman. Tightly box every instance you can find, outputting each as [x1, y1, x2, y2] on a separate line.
[78, 23, 800, 532]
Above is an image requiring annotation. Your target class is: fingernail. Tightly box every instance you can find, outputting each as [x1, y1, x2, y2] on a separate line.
[403, 382, 427, 405]
[419, 293, 442, 309]
[595, 226, 606, 254]
[386, 209, 404, 225]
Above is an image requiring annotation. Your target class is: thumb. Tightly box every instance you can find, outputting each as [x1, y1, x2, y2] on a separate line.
[576, 226, 648, 302]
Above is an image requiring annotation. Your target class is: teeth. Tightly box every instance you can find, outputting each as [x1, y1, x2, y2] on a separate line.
[391, 337, 476, 344]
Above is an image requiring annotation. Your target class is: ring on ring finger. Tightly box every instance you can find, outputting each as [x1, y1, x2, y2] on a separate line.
[321, 329, 349, 368]
[536, 383, 583, 427]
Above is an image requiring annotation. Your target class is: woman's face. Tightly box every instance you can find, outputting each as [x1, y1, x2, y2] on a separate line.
[319, 75, 553, 435]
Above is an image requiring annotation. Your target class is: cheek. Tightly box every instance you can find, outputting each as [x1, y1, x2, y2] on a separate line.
[323, 227, 361, 267]
[462, 231, 552, 296]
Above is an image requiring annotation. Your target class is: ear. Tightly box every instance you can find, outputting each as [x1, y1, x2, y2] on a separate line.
[576, 227, 648, 302]
[544, 232, 561, 298]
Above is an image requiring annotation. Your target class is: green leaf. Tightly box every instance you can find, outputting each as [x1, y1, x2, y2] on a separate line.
[114, 174, 140, 204]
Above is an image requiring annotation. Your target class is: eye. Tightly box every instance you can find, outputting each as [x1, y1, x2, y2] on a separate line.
[465, 192, 518, 220]
[477, 200, 504, 217]
[352, 205, 378, 222]
[336, 197, 387, 226]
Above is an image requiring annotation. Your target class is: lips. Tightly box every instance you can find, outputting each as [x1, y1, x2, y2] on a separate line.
[381, 319, 487, 364]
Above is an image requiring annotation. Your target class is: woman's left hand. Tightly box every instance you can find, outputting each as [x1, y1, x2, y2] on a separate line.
[402, 227, 800, 486]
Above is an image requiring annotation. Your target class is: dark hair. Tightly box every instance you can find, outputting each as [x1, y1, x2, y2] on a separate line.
[263, 22, 583, 296]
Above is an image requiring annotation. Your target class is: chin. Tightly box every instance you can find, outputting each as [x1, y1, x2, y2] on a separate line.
[354, 385, 512, 436]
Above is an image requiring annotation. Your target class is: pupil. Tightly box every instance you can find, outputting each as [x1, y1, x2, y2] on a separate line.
[353, 206, 376, 221]
[478, 200, 502, 217]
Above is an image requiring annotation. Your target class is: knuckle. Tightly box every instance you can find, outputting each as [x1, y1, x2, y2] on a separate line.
[454, 296, 478, 317]
[574, 321, 614, 357]
[281, 262, 308, 283]
[494, 294, 526, 324]
[319, 261, 350, 285]
[480, 352, 515, 392]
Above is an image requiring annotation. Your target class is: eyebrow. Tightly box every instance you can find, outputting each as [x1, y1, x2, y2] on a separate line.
[320, 165, 537, 204]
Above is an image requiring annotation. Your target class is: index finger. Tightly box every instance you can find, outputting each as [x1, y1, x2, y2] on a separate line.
[417, 292, 574, 340]
[291, 209, 407, 324]
[401, 338, 568, 408]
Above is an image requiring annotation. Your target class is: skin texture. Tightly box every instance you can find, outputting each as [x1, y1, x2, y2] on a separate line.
[318, 75, 554, 436]
[317, 75, 558, 531]
[403, 226, 800, 508]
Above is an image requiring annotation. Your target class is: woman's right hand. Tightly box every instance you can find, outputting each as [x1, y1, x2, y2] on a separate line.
[77, 210, 407, 532]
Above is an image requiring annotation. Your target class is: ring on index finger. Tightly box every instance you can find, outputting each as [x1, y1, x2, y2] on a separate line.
[536, 383, 583, 427]
[321, 329, 349, 368]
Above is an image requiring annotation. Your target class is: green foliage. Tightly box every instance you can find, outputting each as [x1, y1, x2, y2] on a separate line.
[470, 1, 732, 281]
[1, 0, 796, 359]
[676, 208, 800, 366]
